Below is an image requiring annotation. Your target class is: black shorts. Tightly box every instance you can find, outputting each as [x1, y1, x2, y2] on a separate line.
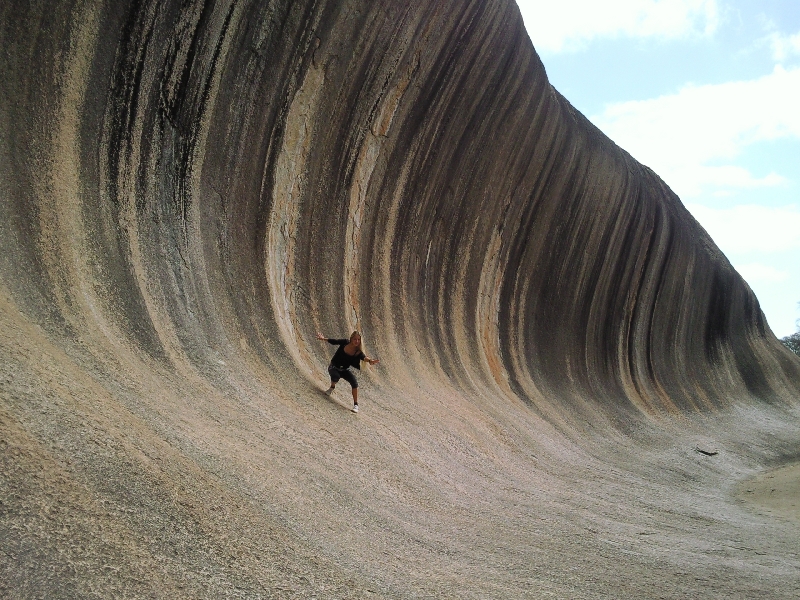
[328, 365, 358, 388]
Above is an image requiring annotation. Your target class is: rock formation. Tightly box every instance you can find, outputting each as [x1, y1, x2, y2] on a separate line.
[1, 0, 799, 598]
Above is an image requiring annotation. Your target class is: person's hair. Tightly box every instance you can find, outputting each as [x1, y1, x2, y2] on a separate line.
[350, 331, 362, 347]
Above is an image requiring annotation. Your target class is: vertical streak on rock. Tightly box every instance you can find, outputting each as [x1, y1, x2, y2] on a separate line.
[477, 228, 515, 399]
[629, 197, 677, 412]
[344, 56, 415, 332]
[100, 0, 191, 369]
[344, 134, 378, 330]
[181, 0, 243, 353]
[267, 63, 325, 374]
[40, 1, 101, 336]
[373, 138, 422, 388]
[612, 177, 654, 410]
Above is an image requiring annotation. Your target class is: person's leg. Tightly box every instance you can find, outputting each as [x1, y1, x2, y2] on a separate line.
[326, 365, 340, 393]
[341, 370, 359, 410]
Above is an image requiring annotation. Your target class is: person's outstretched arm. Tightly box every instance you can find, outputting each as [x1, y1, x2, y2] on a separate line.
[316, 333, 348, 345]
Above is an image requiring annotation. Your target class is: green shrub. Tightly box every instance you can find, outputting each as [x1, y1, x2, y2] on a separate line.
[781, 332, 800, 356]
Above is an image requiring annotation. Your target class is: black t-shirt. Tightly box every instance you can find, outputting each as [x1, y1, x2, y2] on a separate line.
[328, 339, 365, 370]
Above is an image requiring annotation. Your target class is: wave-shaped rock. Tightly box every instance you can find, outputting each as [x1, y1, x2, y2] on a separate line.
[2, 0, 799, 597]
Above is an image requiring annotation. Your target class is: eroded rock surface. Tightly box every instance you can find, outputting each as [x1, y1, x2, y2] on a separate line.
[2, 1, 799, 598]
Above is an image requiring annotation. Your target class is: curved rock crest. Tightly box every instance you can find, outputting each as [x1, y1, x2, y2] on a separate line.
[2, 0, 799, 597]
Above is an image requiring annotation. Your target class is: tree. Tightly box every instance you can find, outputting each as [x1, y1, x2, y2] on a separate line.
[782, 331, 800, 356]
[780, 305, 800, 357]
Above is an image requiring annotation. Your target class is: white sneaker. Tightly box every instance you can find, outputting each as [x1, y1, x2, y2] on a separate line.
[325, 386, 334, 395]
[351, 405, 359, 413]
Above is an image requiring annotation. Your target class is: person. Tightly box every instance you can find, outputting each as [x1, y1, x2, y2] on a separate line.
[316, 331, 379, 413]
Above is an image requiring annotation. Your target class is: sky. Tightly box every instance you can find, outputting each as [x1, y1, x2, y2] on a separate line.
[515, 0, 800, 338]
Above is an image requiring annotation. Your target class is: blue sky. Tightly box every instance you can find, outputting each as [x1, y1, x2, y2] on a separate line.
[516, 0, 800, 338]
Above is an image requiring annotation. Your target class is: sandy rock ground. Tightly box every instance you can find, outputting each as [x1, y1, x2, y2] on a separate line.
[2, 0, 800, 598]
[2, 287, 799, 598]
[736, 462, 800, 525]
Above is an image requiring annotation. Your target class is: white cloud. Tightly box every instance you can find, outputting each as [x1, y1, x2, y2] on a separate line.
[516, 0, 719, 53]
[685, 203, 800, 255]
[733, 262, 790, 284]
[769, 30, 800, 62]
[671, 166, 786, 197]
[592, 66, 800, 197]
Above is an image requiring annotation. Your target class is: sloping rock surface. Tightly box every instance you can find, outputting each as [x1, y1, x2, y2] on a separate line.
[1, 1, 799, 598]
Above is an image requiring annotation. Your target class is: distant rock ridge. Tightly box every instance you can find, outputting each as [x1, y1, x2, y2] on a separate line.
[2, 1, 799, 597]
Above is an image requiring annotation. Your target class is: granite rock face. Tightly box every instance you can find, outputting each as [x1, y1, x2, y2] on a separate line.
[2, 1, 799, 598]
